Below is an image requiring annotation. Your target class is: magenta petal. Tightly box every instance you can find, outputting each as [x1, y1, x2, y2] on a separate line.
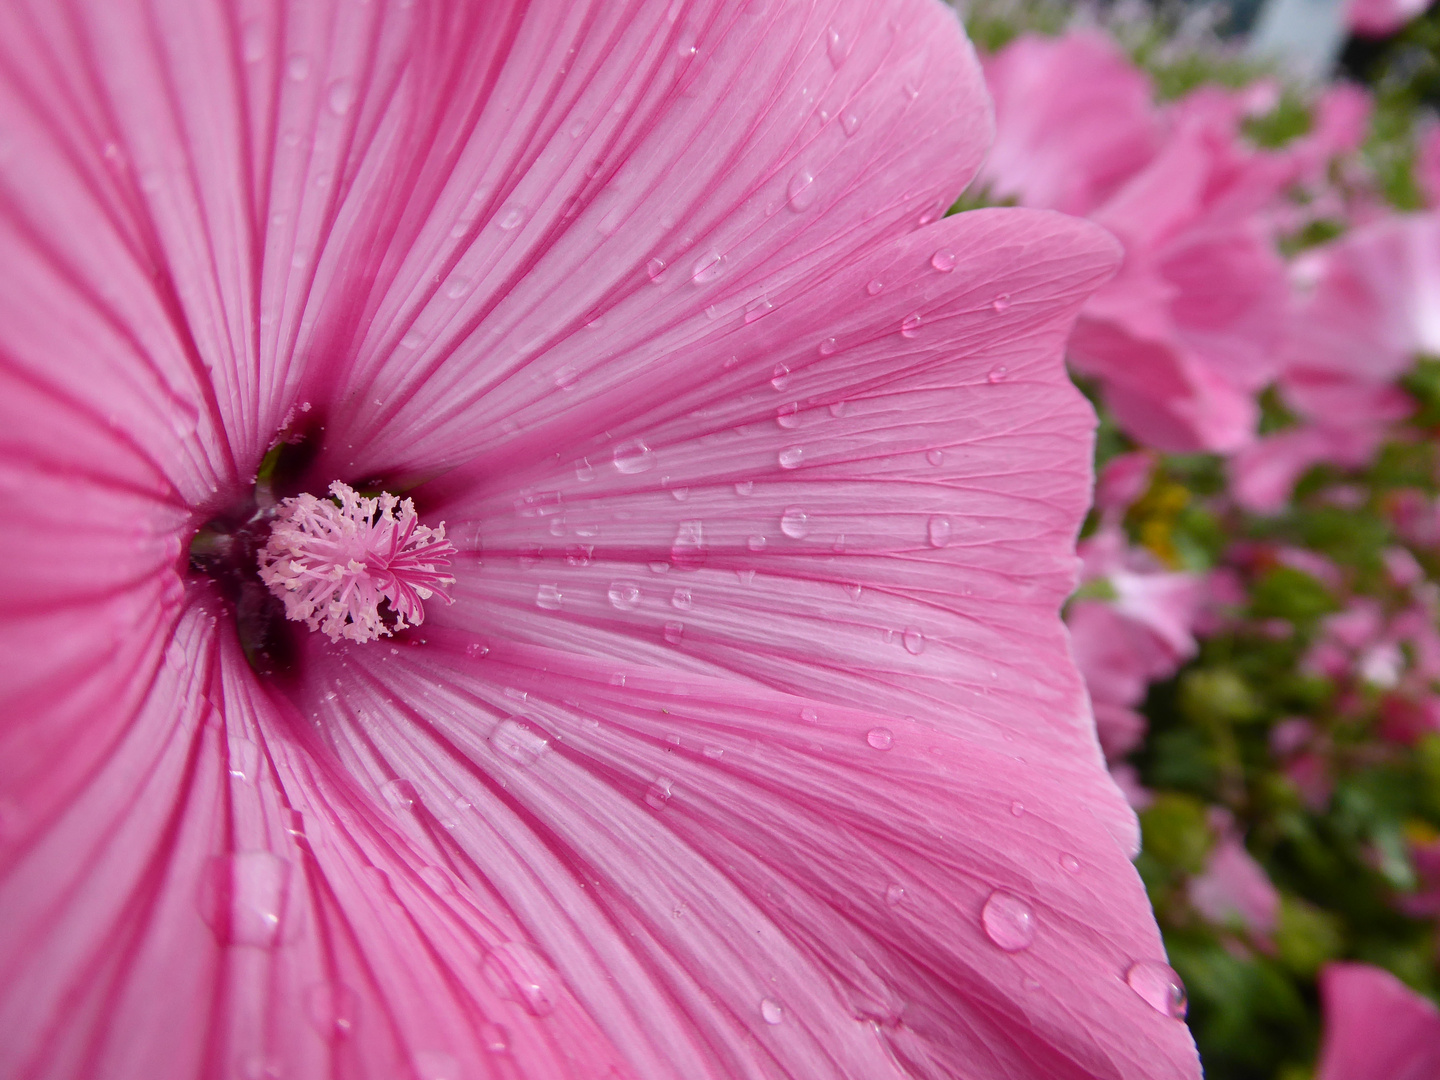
[1316, 963, 1440, 1080]
[286, 633, 1200, 1080]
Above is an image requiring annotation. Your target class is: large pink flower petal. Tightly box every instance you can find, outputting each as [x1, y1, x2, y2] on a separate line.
[1316, 963, 1440, 1080]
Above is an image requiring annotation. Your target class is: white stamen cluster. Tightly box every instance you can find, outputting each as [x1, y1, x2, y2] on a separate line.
[258, 481, 456, 644]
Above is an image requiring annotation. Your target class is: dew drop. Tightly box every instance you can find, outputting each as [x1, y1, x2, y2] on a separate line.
[646, 256, 667, 282]
[780, 507, 809, 539]
[840, 109, 861, 136]
[1125, 960, 1188, 1019]
[991, 293, 1011, 313]
[481, 1022, 510, 1054]
[760, 998, 784, 1025]
[843, 582, 863, 600]
[981, 890, 1036, 952]
[866, 278, 883, 296]
[747, 534, 767, 551]
[535, 584, 563, 611]
[926, 448, 944, 467]
[734, 480, 755, 495]
[645, 776, 674, 810]
[552, 364, 578, 389]
[927, 515, 952, 548]
[198, 852, 291, 948]
[770, 364, 792, 390]
[483, 942, 558, 1017]
[613, 438, 656, 473]
[902, 627, 926, 655]
[800, 707, 819, 723]
[866, 727, 893, 750]
[1010, 800, 1025, 817]
[900, 313, 922, 338]
[885, 883, 906, 906]
[381, 778, 417, 811]
[691, 250, 725, 283]
[776, 402, 800, 428]
[663, 621, 685, 645]
[988, 365, 1009, 384]
[608, 581, 641, 611]
[828, 400, 848, 418]
[1060, 853, 1081, 874]
[286, 53, 310, 81]
[745, 296, 775, 323]
[671, 587, 693, 611]
[826, 25, 847, 65]
[326, 79, 355, 115]
[817, 337, 837, 356]
[304, 981, 358, 1041]
[498, 206, 526, 230]
[930, 248, 956, 272]
[671, 520, 706, 567]
[778, 446, 805, 469]
[787, 168, 816, 211]
[227, 736, 260, 783]
[575, 458, 596, 482]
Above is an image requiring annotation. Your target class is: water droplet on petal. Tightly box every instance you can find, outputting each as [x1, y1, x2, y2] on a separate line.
[671, 520, 706, 567]
[900, 314, 922, 338]
[613, 439, 656, 473]
[326, 79, 355, 115]
[800, 707, 819, 723]
[381, 778, 417, 811]
[866, 278, 884, 296]
[927, 515, 951, 548]
[761, 998, 784, 1024]
[481, 1022, 510, 1054]
[286, 54, 310, 81]
[902, 627, 926, 655]
[1010, 800, 1025, 816]
[988, 365, 1009, 384]
[981, 890, 1036, 951]
[671, 587, 693, 610]
[483, 942, 558, 1017]
[745, 296, 775, 323]
[645, 776, 674, 810]
[1126, 960, 1188, 1018]
[498, 206, 526, 230]
[646, 257, 667, 282]
[840, 109, 861, 136]
[305, 981, 359, 1040]
[770, 364, 791, 390]
[776, 402, 800, 428]
[926, 449, 944, 468]
[228, 736, 260, 783]
[778, 446, 805, 469]
[818, 337, 837, 356]
[866, 727, 893, 750]
[1060, 853, 1081, 873]
[536, 584, 563, 611]
[826, 26, 848, 65]
[608, 581, 641, 610]
[787, 168, 816, 211]
[931, 249, 956, 272]
[663, 621, 685, 645]
[747, 534, 767, 552]
[780, 507, 809, 539]
[885, 883, 906, 906]
[691, 251, 725, 283]
[991, 293, 1011, 313]
[734, 480, 754, 495]
[491, 719, 550, 766]
[199, 852, 291, 948]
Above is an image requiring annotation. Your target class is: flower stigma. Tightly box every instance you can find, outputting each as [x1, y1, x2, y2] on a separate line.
[257, 481, 456, 644]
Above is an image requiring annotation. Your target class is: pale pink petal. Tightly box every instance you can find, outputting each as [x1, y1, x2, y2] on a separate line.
[1284, 214, 1440, 385]
[979, 32, 1160, 217]
[1094, 452, 1156, 518]
[1188, 837, 1279, 937]
[310, 0, 993, 485]
[1229, 427, 1337, 513]
[1316, 963, 1440, 1080]
[1346, 0, 1435, 36]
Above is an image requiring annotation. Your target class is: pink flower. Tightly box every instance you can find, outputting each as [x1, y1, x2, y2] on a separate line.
[0, 2, 1199, 1078]
[1233, 214, 1440, 512]
[1316, 963, 1440, 1080]
[1346, 0, 1436, 37]
[1187, 831, 1280, 939]
[981, 39, 1291, 453]
[1068, 527, 1202, 760]
[980, 33, 1161, 218]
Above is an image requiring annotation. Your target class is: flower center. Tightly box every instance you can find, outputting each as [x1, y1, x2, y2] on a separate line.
[257, 481, 456, 644]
